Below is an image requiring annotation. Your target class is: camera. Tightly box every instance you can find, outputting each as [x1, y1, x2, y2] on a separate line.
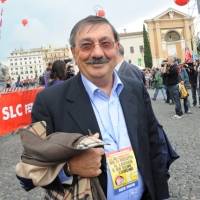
[161, 60, 168, 67]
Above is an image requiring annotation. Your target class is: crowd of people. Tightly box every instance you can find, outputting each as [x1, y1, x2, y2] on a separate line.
[146, 58, 200, 119]
[4, 78, 39, 89]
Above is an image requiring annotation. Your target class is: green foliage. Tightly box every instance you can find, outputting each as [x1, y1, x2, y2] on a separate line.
[143, 24, 153, 68]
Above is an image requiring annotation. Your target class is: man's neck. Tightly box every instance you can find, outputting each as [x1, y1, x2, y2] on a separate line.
[92, 75, 114, 97]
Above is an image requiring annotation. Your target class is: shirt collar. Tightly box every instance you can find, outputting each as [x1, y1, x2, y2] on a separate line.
[115, 60, 124, 71]
[81, 71, 123, 102]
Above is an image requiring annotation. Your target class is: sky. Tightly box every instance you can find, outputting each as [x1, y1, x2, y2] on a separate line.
[0, 0, 199, 65]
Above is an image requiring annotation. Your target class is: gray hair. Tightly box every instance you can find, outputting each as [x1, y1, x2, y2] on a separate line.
[69, 15, 120, 47]
[119, 44, 124, 56]
[168, 57, 175, 63]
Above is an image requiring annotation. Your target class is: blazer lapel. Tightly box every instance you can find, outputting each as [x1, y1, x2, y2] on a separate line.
[119, 78, 139, 159]
[66, 74, 101, 136]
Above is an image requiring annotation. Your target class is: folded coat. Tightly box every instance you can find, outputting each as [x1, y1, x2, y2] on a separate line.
[15, 121, 108, 200]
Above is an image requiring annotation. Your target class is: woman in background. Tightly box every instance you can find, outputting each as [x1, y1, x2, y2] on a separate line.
[46, 60, 66, 88]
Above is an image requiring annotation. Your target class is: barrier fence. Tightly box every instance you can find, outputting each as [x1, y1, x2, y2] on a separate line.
[0, 88, 43, 136]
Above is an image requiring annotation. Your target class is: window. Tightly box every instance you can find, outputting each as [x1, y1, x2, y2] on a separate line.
[30, 61, 31, 64]
[130, 47, 134, 53]
[139, 45, 144, 53]
[128, 59, 132, 63]
[30, 70, 33, 73]
[15, 63, 17, 65]
[24, 58, 27, 60]
[22, 77, 24, 79]
[20, 62, 22, 65]
[33, 57, 36, 59]
[15, 59, 18, 61]
[20, 58, 22, 60]
[10, 59, 13, 61]
[20, 67, 23, 69]
[25, 71, 28, 74]
[34, 61, 36, 64]
[30, 66, 32, 69]
[10, 63, 13, 66]
[16, 72, 18, 75]
[25, 62, 27, 64]
[11, 68, 13, 70]
[29, 57, 32, 59]
[39, 60, 41, 63]
[15, 68, 18, 70]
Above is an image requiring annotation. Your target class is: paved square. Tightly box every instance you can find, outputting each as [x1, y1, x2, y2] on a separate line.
[0, 89, 199, 199]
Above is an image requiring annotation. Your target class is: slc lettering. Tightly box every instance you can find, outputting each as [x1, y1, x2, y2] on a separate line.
[2, 103, 33, 120]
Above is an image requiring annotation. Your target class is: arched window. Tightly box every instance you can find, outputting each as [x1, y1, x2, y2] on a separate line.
[165, 31, 180, 42]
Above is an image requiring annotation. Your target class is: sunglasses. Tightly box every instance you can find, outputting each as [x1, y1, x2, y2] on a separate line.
[76, 40, 116, 52]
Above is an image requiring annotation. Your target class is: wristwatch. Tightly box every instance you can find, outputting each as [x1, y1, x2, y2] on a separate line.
[64, 161, 72, 176]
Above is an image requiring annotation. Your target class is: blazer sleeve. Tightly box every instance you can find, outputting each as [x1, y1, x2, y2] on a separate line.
[143, 84, 169, 199]
[31, 92, 78, 192]
[31, 92, 55, 136]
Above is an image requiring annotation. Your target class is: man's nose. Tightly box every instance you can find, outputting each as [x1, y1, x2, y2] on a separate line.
[90, 44, 104, 58]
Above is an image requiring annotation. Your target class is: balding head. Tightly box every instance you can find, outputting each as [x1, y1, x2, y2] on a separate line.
[168, 57, 175, 66]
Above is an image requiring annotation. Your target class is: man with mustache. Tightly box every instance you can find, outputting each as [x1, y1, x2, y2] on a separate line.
[31, 16, 169, 200]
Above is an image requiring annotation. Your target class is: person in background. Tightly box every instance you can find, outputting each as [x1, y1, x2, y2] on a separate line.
[185, 60, 198, 107]
[44, 62, 52, 88]
[151, 68, 167, 101]
[144, 68, 150, 88]
[197, 58, 200, 108]
[115, 44, 145, 83]
[66, 65, 75, 80]
[46, 60, 66, 88]
[177, 63, 193, 114]
[163, 58, 183, 119]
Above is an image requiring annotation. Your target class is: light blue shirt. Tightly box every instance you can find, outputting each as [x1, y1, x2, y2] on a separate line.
[81, 72, 145, 200]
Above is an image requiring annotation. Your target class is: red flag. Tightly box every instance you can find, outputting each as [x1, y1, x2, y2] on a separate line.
[0, 19, 2, 27]
[185, 48, 192, 63]
[1, 9, 3, 16]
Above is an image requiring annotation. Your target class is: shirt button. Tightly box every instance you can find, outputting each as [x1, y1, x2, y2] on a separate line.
[131, 191, 134, 196]
[98, 90, 101, 93]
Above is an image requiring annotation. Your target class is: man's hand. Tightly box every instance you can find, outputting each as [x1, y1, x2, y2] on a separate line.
[66, 62, 72, 68]
[180, 81, 184, 85]
[163, 63, 168, 73]
[68, 133, 104, 177]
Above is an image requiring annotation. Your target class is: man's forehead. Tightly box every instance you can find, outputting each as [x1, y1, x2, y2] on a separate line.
[75, 23, 114, 40]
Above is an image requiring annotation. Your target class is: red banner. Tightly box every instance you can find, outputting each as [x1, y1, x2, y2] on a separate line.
[0, 88, 43, 136]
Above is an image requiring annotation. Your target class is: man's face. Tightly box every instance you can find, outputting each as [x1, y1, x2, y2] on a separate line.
[70, 23, 119, 83]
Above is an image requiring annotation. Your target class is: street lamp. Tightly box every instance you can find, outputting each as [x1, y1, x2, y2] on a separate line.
[140, 46, 144, 67]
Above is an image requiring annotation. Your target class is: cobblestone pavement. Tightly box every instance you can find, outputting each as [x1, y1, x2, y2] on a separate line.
[0, 89, 199, 200]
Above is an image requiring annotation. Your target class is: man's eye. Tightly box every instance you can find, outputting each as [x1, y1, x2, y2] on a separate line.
[80, 43, 93, 50]
[101, 41, 111, 48]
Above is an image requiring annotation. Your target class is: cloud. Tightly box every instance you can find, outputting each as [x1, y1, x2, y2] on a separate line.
[11, 18, 50, 47]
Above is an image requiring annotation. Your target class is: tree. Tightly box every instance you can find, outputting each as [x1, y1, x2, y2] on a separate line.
[143, 24, 153, 68]
[17, 74, 20, 82]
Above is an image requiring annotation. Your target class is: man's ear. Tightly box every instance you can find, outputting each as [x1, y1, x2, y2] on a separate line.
[70, 46, 76, 60]
[115, 42, 120, 52]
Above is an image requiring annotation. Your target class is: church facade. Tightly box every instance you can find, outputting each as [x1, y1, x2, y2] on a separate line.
[145, 7, 196, 67]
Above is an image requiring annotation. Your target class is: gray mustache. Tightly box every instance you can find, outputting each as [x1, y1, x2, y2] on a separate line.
[85, 58, 110, 64]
